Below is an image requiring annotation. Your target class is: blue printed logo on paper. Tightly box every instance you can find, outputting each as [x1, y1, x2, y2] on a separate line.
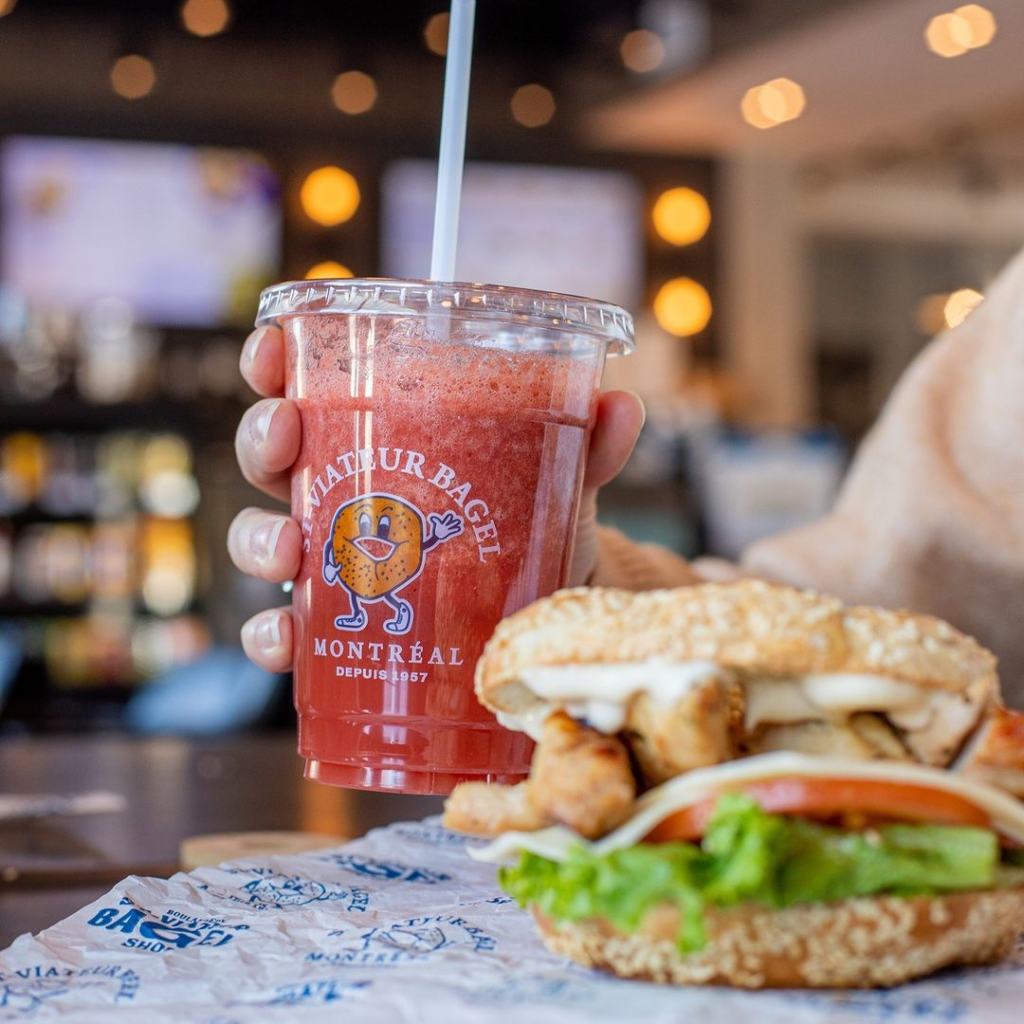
[307, 914, 496, 968]
[771, 963, 1024, 1024]
[391, 821, 473, 848]
[85, 897, 249, 954]
[0, 964, 139, 1016]
[198, 866, 370, 912]
[235, 978, 371, 1007]
[460, 974, 601, 1010]
[317, 851, 451, 885]
[778, 989, 971, 1022]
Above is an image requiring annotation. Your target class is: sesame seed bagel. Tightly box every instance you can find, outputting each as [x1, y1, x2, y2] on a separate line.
[476, 581, 998, 719]
[533, 884, 1024, 988]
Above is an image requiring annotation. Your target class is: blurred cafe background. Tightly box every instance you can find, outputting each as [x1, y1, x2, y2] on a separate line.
[0, 1, 1020, 797]
[1, 0, 1019, 738]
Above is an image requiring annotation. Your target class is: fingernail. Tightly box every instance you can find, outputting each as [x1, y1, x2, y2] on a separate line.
[249, 516, 286, 566]
[244, 327, 271, 371]
[251, 399, 281, 446]
[246, 612, 283, 652]
[625, 390, 647, 431]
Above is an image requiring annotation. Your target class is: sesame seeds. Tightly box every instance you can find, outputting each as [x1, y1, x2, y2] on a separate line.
[533, 887, 1024, 989]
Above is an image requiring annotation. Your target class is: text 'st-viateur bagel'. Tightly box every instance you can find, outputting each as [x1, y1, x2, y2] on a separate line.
[443, 580, 1024, 989]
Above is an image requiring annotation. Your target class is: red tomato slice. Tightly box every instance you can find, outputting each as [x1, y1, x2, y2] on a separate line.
[644, 777, 991, 843]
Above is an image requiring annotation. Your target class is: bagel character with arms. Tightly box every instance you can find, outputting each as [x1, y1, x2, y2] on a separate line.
[443, 580, 1024, 989]
[323, 493, 463, 635]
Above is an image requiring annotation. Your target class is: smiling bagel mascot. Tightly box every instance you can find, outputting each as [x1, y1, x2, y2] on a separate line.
[323, 493, 464, 635]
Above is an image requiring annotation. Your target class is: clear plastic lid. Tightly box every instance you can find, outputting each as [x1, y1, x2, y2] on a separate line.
[256, 278, 635, 355]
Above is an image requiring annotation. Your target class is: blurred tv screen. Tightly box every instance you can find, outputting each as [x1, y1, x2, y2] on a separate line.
[1, 136, 281, 327]
[381, 160, 643, 310]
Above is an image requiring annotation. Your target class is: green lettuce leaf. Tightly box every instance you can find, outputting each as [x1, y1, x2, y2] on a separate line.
[498, 794, 999, 953]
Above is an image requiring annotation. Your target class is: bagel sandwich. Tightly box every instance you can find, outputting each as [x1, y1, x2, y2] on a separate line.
[442, 581, 1024, 988]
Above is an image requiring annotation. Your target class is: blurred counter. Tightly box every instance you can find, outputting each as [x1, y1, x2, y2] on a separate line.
[0, 734, 442, 947]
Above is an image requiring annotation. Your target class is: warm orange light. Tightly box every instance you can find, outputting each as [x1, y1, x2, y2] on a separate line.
[181, 0, 231, 37]
[0, 0, 16, 16]
[510, 84, 556, 128]
[304, 261, 354, 280]
[926, 12, 969, 56]
[926, 6, 995, 57]
[944, 288, 984, 328]
[110, 55, 157, 100]
[299, 167, 360, 227]
[956, 4, 997, 46]
[741, 77, 805, 129]
[141, 519, 195, 616]
[653, 278, 712, 337]
[652, 187, 710, 246]
[331, 71, 377, 115]
[424, 12, 449, 56]
[620, 29, 665, 73]
[3, 432, 47, 502]
[915, 294, 949, 335]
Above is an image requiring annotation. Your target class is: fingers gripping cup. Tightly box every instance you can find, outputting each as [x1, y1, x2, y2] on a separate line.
[256, 279, 634, 795]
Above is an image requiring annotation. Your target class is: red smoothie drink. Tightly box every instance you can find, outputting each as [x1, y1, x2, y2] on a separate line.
[256, 279, 633, 794]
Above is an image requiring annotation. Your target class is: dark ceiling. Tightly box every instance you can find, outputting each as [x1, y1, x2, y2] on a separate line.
[0, 0, 858, 153]
[13, 1, 855, 65]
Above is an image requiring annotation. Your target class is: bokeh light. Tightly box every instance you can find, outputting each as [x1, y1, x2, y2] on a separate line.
[331, 71, 378, 115]
[424, 12, 449, 56]
[651, 187, 710, 246]
[741, 77, 805, 129]
[110, 55, 157, 100]
[304, 261, 354, 280]
[915, 293, 950, 335]
[925, 6, 996, 57]
[956, 4, 997, 46]
[620, 29, 666, 73]
[181, 0, 231, 37]
[926, 12, 970, 56]
[0, 1, 16, 16]
[653, 277, 712, 337]
[944, 288, 984, 328]
[299, 166, 360, 227]
[510, 84, 556, 128]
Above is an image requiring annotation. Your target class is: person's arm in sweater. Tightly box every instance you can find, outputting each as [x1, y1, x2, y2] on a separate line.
[591, 246, 1024, 701]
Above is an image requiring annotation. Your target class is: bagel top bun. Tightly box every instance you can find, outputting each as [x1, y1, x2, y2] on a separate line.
[476, 581, 999, 720]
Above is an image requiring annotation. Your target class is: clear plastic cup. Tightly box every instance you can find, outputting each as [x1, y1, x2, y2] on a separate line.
[256, 279, 634, 794]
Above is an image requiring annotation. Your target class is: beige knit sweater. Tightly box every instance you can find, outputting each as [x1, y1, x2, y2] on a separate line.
[592, 247, 1024, 702]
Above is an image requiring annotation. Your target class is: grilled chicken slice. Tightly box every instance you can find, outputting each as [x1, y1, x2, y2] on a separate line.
[746, 715, 911, 760]
[526, 712, 636, 837]
[625, 674, 739, 785]
[442, 781, 547, 837]
[849, 712, 913, 758]
[443, 713, 635, 839]
[954, 705, 1024, 796]
[890, 681, 992, 766]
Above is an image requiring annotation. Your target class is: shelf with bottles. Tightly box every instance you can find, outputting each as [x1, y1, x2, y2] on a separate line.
[1, 431, 201, 599]
[7, 611, 211, 691]
[0, 296, 253, 416]
[0, 428, 213, 699]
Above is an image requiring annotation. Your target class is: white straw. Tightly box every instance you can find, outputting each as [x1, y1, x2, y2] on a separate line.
[429, 0, 476, 282]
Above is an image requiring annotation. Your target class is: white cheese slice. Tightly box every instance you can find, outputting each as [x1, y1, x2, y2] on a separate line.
[500, 659, 725, 738]
[469, 752, 1024, 863]
[500, 660, 936, 738]
[744, 674, 928, 729]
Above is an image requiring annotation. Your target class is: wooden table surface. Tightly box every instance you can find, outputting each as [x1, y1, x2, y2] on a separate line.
[0, 733, 443, 948]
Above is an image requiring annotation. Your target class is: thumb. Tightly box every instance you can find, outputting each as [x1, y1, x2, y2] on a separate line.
[568, 391, 646, 586]
[582, 391, 646, 492]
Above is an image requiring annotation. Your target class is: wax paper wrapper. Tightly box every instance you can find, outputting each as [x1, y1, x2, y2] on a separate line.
[2, 816, 1024, 1023]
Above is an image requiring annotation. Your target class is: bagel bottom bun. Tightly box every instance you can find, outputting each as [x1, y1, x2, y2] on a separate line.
[533, 886, 1024, 989]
